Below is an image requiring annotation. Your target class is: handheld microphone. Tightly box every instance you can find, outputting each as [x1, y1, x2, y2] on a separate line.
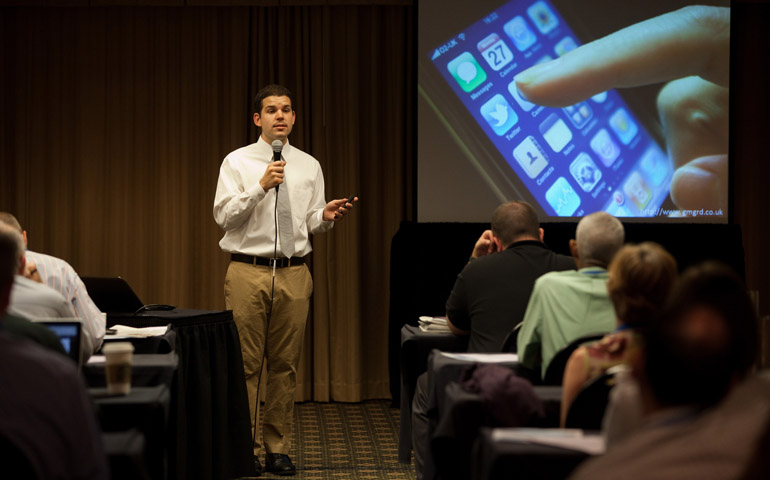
[271, 139, 284, 191]
[271, 139, 283, 163]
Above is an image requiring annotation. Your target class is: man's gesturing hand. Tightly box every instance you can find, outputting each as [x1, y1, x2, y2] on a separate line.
[323, 196, 358, 222]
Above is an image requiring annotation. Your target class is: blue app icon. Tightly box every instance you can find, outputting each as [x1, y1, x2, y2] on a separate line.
[503, 16, 537, 51]
[569, 152, 602, 192]
[590, 128, 621, 167]
[527, 1, 559, 34]
[563, 101, 593, 129]
[480, 94, 518, 136]
[546, 177, 581, 216]
[513, 136, 549, 178]
[554, 36, 577, 56]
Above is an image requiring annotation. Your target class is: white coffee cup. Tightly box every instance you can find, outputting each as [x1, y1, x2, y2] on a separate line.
[102, 342, 135, 395]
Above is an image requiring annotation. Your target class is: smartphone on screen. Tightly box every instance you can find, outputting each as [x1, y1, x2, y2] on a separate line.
[419, 0, 674, 218]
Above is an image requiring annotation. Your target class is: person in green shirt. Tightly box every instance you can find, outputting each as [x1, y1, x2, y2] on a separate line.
[517, 211, 624, 379]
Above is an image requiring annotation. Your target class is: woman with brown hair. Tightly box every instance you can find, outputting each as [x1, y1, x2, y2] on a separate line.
[559, 242, 678, 428]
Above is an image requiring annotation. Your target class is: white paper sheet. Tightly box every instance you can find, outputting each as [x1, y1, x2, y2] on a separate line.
[440, 352, 519, 363]
[492, 428, 606, 455]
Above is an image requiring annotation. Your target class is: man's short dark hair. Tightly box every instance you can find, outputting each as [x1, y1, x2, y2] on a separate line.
[253, 84, 294, 115]
[490, 201, 540, 247]
[643, 261, 758, 409]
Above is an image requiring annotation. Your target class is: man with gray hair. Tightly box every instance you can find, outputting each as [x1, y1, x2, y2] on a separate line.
[517, 211, 624, 380]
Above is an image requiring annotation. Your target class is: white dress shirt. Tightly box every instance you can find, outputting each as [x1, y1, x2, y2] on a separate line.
[213, 136, 333, 257]
[25, 250, 105, 356]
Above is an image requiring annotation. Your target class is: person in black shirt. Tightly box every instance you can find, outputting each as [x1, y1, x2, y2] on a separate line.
[412, 200, 575, 479]
[445, 201, 575, 352]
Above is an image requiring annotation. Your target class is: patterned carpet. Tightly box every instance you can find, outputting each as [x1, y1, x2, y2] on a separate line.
[243, 401, 417, 480]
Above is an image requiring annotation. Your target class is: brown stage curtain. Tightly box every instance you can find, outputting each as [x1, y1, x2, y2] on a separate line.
[0, 4, 415, 401]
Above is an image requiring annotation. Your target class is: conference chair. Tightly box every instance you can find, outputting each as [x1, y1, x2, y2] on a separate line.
[564, 371, 616, 430]
[542, 334, 606, 386]
[500, 322, 522, 353]
[432, 378, 563, 480]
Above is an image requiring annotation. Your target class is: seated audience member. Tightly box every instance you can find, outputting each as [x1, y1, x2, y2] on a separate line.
[569, 262, 763, 480]
[413, 200, 575, 479]
[0, 224, 68, 355]
[7, 246, 77, 322]
[559, 242, 678, 427]
[517, 212, 624, 380]
[0, 213, 104, 357]
[0, 223, 108, 479]
[445, 200, 575, 351]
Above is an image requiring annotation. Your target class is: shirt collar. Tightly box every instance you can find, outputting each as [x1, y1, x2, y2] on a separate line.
[256, 136, 292, 158]
[505, 239, 547, 250]
[578, 266, 608, 276]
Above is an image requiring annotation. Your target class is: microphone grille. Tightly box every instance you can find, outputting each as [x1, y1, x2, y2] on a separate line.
[271, 139, 283, 153]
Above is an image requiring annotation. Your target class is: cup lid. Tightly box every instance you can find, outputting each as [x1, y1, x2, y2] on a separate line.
[102, 342, 135, 354]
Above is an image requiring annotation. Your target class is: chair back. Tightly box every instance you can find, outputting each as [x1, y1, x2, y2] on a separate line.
[500, 322, 522, 353]
[564, 371, 616, 430]
[542, 333, 605, 385]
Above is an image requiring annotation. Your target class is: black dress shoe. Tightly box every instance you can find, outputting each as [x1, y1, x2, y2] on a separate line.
[254, 455, 263, 476]
[265, 453, 296, 476]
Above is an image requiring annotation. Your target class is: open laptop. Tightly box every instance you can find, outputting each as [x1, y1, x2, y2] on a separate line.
[80, 276, 175, 314]
[34, 318, 83, 369]
[80, 276, 144, 314]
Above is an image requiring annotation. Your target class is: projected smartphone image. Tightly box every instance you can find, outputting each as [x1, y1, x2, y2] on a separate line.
[418, 0, 724, 220]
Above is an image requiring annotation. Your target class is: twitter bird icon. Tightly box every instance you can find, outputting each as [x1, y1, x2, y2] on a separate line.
[480, 94, 518, 135]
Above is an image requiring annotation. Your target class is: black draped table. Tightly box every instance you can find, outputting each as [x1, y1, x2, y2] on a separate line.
[107, 309, 253, 480]
[102, 429, 150, 480]
[85, 353, 178, 389]
[432, 381, 563, 480]
[399, 325, 468, 462]
[92, 385, 171, 480]
[102, 325, 177, 354]
[471, 427, 600, 480]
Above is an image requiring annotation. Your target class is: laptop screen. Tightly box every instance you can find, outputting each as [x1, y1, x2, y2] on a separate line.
[80, 276, 144, 313]
[37, 319, 82, 367]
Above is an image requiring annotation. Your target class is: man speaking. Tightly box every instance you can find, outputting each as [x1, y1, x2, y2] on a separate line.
[214, 84, 356, 476]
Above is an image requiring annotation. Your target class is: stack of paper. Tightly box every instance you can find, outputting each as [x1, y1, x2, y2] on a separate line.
[418, 316, 451, 333]
[108, 324, 169, 338]
[491, 428, 606, 455]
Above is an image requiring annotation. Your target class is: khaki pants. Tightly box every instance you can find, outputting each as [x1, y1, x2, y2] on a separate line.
[225, 261, 313, 455]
